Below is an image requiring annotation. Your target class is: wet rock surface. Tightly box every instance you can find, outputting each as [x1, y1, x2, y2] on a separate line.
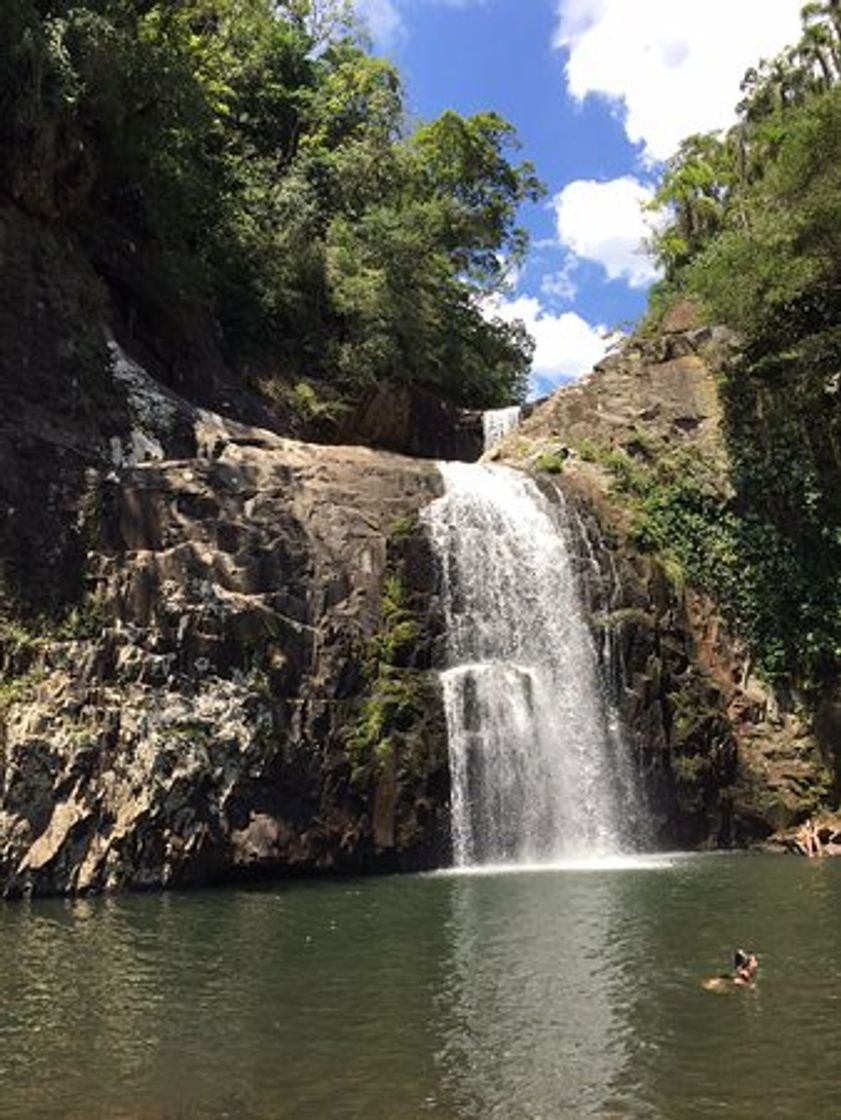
[560, 483, 739, 849]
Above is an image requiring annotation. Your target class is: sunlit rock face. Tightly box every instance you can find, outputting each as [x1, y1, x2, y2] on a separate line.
[497, 309, 827, 849]
[0, 194, 454, 896]
[0, 352, 450, 896]
[0, 196, 827, 900]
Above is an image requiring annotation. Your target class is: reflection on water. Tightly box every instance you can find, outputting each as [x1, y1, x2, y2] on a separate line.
[1, 857, 841, 1118]
[436, 871, 629, 1118]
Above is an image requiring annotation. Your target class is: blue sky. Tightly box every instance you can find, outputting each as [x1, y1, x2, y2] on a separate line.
[355, 0, 805, 396]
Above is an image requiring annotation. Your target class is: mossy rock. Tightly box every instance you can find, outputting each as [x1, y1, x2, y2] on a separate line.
[534, 449, 568, 474]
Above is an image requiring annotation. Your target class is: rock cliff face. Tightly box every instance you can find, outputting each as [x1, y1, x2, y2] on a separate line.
[501, 307, 829, 847]
[0, 340, 449, 896]
[3, 200, 831, 897]
[343, 381, 484, 462]
[559, 489, 739, 849]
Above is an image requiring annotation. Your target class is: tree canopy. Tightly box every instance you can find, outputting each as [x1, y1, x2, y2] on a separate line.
[646, 1, 841, 690]
[0, 0, 542, 408]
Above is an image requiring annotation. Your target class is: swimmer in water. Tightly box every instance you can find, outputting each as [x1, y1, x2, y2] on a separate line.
[732, 948, 758, 985]
[702, 949, 759, 992]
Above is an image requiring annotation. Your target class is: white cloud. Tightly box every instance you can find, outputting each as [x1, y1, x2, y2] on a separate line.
[356, 0, 488, 49]
[553, 176, 659, 288]
[540, 270, 577, 304]
[555, 0, 804, 161]
[539, 254, 579, 304]
[488, 294, 608, 393]
[356, 0, 405, 48]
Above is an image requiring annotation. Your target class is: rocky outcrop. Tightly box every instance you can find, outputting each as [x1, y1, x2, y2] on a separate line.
[344, 381, 484, 462]
[496, 312, 730, 467]
[0, 197, 458, 898]
[0, 195, 462, 898]
[505, 308, 832, 847]
[0, 349, 450, 897]
[559, 479, 739, 849]
[4, 206, 834, 898]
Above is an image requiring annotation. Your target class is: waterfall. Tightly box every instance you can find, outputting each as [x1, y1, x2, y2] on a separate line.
[482, 407, 521, 451]
[423, 462, 637, 868]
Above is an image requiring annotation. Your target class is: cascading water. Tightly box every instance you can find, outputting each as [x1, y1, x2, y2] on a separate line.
[482, 406, 521, 451]
[423, 462, 638, 868]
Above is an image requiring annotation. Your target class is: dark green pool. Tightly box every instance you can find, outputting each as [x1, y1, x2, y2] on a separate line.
[1, 853, 839, 1119]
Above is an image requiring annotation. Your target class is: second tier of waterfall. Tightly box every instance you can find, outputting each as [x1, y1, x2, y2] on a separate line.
[482, 406, 521, 450]
[423, 461, 639, 868]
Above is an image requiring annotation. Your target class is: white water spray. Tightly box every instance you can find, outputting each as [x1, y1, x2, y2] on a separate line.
[423, 462, 636, 868]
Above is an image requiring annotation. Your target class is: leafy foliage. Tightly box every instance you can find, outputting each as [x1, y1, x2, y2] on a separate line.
[346, 558, 421, 785]
[645, 2, 841, 689]
[0, 0, 542, 409]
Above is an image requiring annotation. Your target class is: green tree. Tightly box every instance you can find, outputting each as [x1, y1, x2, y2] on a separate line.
[0, 0, 540, 409]
[645, 0, 841, 689]
[408, 110, 543, 290]
[648, 132, 734, 277]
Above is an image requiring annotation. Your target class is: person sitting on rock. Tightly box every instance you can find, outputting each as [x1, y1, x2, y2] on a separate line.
[795, 817, 823, 858]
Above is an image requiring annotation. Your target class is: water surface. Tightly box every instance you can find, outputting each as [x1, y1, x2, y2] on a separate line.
[1, 854, 840, 1119]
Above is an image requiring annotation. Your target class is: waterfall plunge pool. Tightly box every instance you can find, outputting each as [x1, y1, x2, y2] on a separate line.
[3, 465, 832, 1117]
[432, 851, 688, 875]
[2, 853, 840, 1119]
